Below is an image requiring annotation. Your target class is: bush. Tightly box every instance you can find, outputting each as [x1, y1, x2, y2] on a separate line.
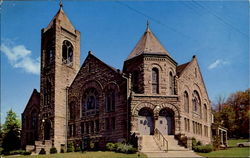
[9, 150, 25, 155]
[50, 147, 57, 154]
[193, 144, 213, 153]
[192, 137, 197, 148]
[89, 141, 95, 150]
[106, 143, 116, 151]
[39, 148, 46, 155]
[115, 143, 137, 154]
[22, 151, 31, 155]
[197, 141, 202, 146]
[75, 146, 81, 152]
[0, 147, 3, 155]
[60, 148, 65, 153]
[67, 142, 75, 152]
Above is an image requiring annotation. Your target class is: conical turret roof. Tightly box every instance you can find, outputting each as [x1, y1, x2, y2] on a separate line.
[46, 6, 75, 33]
[127, 24, 171, 60]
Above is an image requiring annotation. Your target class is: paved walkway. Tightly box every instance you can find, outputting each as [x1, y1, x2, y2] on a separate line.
[143, 150, 203, 158]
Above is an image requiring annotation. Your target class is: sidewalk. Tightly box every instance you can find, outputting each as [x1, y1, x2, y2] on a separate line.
[143, 150, 203, 158]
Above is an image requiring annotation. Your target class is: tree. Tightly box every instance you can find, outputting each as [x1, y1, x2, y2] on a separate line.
[2, 109, 21, 152]
[213, 89, 250, 138]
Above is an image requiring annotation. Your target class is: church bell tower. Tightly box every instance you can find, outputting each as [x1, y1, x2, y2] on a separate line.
[39, 4, 80, 149]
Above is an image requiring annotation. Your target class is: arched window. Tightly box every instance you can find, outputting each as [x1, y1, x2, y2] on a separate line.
[69, 102, 76, 120]
[62, 40, 73, 65]
[46, 45, 54, 65]
[31, 109, 37, 129]
[82, 88, 99, 116]
[105, 90, 115, 112]
[169, 72, 174, 95]
[132, 71, 139, 93]
[193, 91, 201, 115]
[184, 91, 189, 113]
[44, 79, 51, 106]
[204, 104, 207, 122]
[152, 68, 159, 94]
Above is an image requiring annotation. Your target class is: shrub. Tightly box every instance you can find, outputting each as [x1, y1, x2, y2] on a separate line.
[0, 147, 3, 155]
[9, 150, 25, 155]
[106, 143, 116, 151]
[39, 148, 46, 155]
[192, 137, 197, 148]
[89, 141, 95, 150]
[67, 142, 75, 152]
[22, 151, 31, 155]
[197, 141, 202, 146]
[115, 143, 137, 154]
[50, 147, 57, 154]
[60, 148, 65, 153]
[193, 145, 213, 153]
[75, 146, 81, 152]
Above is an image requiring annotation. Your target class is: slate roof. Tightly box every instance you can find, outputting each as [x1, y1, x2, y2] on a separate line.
[177, 62, 190, 76]
[46, 7, 75, 33]
[127, 26, 171, 60]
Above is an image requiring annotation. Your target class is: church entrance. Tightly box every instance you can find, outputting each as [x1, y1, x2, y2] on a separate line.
[138, 107, 154, 135]
[44, 120, 51, 140]
[156, 108, 174, 135]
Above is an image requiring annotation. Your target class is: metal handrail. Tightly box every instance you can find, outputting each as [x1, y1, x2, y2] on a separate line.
[154, 128, 168, 152]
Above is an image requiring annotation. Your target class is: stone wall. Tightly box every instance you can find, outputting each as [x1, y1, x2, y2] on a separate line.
[67, 54, 129, 149]
[177, 56, 212, 144]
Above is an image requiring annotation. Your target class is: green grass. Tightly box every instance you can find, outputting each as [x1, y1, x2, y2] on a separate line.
[228, 139, 249, 147]
[197, 147, 249, 157]
[5, 151, 147, 158]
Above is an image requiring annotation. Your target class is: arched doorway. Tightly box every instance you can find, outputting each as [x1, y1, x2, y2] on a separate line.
[44, 120, 51, 140]
[138, 107, 154, 135]
[157, 108, 175, 135]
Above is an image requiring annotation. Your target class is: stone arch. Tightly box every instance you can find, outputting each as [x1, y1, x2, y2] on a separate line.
[132, 102, 155, 117]
[154, 103, 180, 117]
[151, 63, 163, 71]
[104, 81, 120, 92]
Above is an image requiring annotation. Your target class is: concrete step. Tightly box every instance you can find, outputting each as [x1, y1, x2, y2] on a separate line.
[163, 135, 189, 151]
[141, 135, 162, 152]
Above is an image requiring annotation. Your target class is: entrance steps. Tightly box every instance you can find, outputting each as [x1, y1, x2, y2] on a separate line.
[141, 135, 188, 153]
[163, 135, 188, 151]
[141, 135, 164, 153]
[25, 140, 52, 154]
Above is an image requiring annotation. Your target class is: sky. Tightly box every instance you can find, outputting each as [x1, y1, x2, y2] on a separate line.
[0, 0, 249, 123]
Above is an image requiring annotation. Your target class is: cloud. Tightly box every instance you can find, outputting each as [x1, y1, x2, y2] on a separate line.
[208, 59, 229, 70]
[0, 43, 40, 75]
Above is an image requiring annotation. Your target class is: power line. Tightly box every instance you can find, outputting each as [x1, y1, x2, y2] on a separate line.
[191, 0, 248, 38]
[115, 0, 192, 40]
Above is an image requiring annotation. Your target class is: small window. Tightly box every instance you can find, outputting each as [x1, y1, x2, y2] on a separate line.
[152, 68, 159, 94]
[132, 71, 139, 93]
[62, 40, 73, 65]
[112, 117, 115, 130]
[106, 118, 110, 130]
[140, 120, 143, 124]
[169, 72, 174, 95]
[160, 120, 163, 124]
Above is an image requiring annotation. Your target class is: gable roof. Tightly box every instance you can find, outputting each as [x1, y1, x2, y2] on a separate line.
[46, 7, 75, 33]
[127, 26, 171, 60]
[177, 62, 190, 76]
[69, 52, 124, 88]
[22, 89, 40, 114]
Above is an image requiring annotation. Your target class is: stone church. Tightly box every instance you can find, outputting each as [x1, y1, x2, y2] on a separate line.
[21, 5, 213, 152]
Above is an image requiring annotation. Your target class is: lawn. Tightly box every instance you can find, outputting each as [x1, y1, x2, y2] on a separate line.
[197, 147, 249, 157]
[196, 139, 249, 157]
[5, 151, 147, 158]
[228, 139, 249, 147]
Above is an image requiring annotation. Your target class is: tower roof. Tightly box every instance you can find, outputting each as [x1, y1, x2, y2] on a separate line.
[127, 23, 171, 60]
[46, 6, 75, 33]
